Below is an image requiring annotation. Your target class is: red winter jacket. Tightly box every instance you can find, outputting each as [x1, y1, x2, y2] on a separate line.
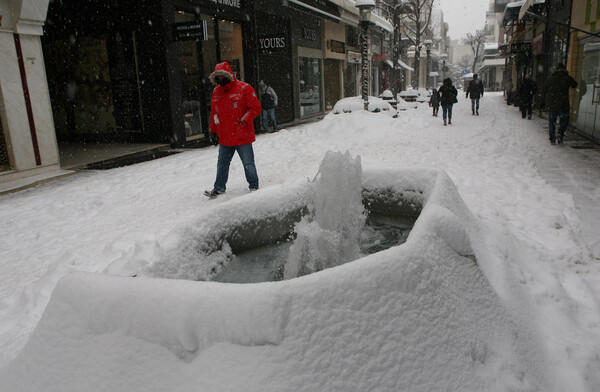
[209, 62, 262, 146]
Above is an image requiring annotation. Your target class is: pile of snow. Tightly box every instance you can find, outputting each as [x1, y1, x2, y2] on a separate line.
[395, 96, 418, 110]
[332, 96, 396, 116]
[379, 89, 394, 99]
[398, 89, 419, 100]
[0, 167, 547, 391]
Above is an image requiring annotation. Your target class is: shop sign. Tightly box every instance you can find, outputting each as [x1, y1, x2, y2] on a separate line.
[372, 54, 388, 60]
[172, 21, 207, 41]
[347, 50, 361, 64]
[301, 27, 317, 41]
[259, 36, 287, 52]
[209, 0, 241, 8]
[510, 42, 531, 53]
[327, 40, 345, 54]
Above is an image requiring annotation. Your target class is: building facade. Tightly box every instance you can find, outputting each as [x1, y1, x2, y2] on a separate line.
[0, 0, 60, 183]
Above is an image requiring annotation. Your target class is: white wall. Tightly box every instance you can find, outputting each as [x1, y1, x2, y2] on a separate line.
[0, 0, 59, 183]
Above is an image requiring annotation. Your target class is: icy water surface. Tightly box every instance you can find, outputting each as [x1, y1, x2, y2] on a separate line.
[212, 215, 413, 284]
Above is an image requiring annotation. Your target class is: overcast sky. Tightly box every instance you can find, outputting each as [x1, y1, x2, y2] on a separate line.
[438, 0, 489, 41]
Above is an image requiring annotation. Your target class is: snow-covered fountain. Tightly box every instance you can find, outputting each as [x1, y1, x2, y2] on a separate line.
[5, 153, 546, 392]
[104, 150, 420, 282]
[211, 151, 413, 283]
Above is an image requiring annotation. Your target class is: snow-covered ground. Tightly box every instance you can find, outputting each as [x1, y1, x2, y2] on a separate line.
[1, 93, 600, 391]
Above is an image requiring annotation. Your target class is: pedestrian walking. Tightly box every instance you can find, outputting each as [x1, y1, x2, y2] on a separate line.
[429, 88, 440, 117]
[439, 78, 458, 126]
[466, 73, 484, 115]
[258, 80, 278, 133]
[517, 74, 537, 120]
[543, 63, 578, 145]
[204, 62, 262, 198]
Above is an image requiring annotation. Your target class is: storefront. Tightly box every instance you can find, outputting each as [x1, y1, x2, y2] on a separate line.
[171, 6, 251, 142]
[254, 0, 348, 121]
[254, 9, 294, 126]
[344, 24, 361, 98]
[323, 20, 346, 111]
[1, 0, 60, 183]
[293, 16, 326, 118]
[572, 38, 600, 142]
[43, 0, 256, 147]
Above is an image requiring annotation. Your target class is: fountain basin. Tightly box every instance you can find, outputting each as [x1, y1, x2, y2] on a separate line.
[105, 168, 474, 282]
[2, 169, 543, 392]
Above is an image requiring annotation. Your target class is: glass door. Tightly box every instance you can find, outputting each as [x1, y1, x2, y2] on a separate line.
[299, 57, 322, 116]
[175, 12, 216, 139]
[175, 12, 245, 140]
[574, 42, 600, 141]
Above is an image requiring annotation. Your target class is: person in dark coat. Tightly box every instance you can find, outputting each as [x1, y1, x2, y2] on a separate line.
[429, 88, 440, 117]
[517, 74, 537, 120]
[439, 78, 458, 126]
[204, 62, 262, 198]
[466, 73, 484, 115]
[258, 80, 278, 133]
[543, 63, 578, 145]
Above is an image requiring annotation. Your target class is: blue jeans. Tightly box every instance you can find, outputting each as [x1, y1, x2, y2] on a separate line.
[442, 105, 453, 121]
[471, 98, 480, 112]
[214, 144, 259, 192]
[548, 110, 570, 142]
[262, 108, 277, 132]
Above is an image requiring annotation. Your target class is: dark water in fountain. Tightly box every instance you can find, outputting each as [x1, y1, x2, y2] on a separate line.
[212, 215, 413, 284]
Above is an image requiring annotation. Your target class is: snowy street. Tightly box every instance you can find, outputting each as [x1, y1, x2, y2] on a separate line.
[1, 93, 600, 390]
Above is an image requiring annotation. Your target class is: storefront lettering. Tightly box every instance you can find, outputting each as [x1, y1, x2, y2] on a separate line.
[510, 42, 531, 54]
[210, 0, 241, 8]
[301, 28, 317, 41]
[259, 37, 286, 50]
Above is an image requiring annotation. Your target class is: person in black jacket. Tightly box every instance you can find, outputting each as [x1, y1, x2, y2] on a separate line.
[517, 74, 537, 120]
[439, 78, 458, 126]
[429, 88, 440, 117]
[466, 73, 484, 115]
[543, 63, 578, 145]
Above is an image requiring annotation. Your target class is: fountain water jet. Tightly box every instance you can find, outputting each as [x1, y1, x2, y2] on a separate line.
[284, 151, 366, 279]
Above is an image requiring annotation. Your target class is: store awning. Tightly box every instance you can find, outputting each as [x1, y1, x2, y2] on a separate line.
[502, 0, 525, 26]
[429, 72, 439, 77]
[519, 0, 546, 21]
[481, 58, 505, 67]
[397, 59, 414, 71]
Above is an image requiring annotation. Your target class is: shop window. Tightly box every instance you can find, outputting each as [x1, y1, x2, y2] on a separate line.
[299, 57, 322, 116]
[218, 20, 244, 81]
[371, 66, 380, 96]
[346, 26, 359, 48]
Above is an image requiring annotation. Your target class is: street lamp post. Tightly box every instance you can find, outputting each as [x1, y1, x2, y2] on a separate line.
[356, 0, 375, 111]
[440, 53, 448, 83]
[424, 39, 432, 89]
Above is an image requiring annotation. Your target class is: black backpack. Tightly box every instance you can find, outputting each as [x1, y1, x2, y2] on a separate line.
[261, 89, 274, 110]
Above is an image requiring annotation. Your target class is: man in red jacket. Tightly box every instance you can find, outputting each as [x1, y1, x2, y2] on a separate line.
[204, 62, 262, 198]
